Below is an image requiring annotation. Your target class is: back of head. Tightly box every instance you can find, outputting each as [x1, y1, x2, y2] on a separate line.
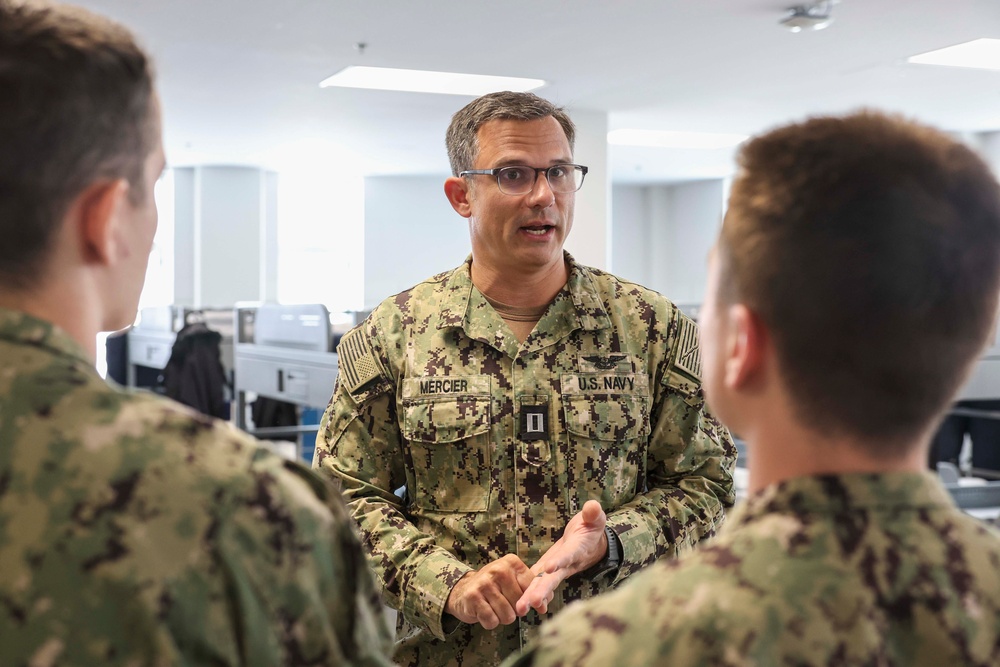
[0, 0, 156, 290]
[722, 111, 1000, 450]
[445, 90, 575, 175]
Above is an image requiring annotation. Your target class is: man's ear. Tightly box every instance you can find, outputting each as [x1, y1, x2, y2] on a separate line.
[444, 176, 472, 218]
[724, 304, 768, 390]
[76, 179, 129, 266]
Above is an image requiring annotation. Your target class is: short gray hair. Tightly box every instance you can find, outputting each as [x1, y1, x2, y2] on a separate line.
[445, 91, 576, 176]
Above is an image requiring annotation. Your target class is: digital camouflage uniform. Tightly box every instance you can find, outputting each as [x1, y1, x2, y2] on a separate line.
[0, 308, 394, 667]
[508, 471, 1000, 667]
[313, 253, 737, 666]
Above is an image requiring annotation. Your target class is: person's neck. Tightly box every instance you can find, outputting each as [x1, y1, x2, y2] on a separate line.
[0, 271, 101, 361]
[741, 407, 929, 494]
[470, 256, 569, 308]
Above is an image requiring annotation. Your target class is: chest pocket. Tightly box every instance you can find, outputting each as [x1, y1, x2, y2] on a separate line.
[401, 376, 491, 512]
[562, 373, 651, 507]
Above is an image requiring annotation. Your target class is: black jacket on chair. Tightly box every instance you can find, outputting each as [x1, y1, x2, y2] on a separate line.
[161, 322, 228, 419]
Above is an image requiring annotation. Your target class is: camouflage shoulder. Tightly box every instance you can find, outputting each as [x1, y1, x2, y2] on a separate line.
[583, 265, 668, 302]
[112, 391, 276, 476]
[584, 268, 679, 326]
[246, 444, 352, 523]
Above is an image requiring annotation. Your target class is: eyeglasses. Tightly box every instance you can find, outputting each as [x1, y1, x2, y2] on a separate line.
[459, 163, 588, 196]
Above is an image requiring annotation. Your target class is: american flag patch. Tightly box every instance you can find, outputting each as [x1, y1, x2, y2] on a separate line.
[338, 327, 381, 393]
[674, 313, 701, 381]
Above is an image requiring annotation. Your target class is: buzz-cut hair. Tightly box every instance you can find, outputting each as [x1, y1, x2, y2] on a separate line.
[719, 111, 1000, 450]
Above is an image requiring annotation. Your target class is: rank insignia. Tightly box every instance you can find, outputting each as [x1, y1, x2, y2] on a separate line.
[520, 404, 549, 441]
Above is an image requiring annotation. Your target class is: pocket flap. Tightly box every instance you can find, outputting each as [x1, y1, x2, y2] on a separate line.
[402, 396, 491, 443]
[563, 394, 650, 441]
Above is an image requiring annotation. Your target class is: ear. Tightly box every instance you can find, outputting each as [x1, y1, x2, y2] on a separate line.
[444, 176, 473, 218]
[724, 304, 768, 390]
[76, 179, 129, 266]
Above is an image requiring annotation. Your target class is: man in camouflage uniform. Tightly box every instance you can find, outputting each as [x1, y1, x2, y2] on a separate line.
[508, 112, 1000, 666]
[0, 3, 393, 664]
[313, 91, 736, 666]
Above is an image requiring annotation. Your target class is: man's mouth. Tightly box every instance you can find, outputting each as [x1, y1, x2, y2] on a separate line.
[522, 224, 554, 236]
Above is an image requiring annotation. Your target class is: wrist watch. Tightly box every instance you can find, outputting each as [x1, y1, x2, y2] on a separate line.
[583, 526, 622, 581]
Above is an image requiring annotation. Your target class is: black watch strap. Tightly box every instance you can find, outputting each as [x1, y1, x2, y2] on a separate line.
[583, 526, 621, 582]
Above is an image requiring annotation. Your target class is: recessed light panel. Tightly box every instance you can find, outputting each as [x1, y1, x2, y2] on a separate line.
[319, 66, 545, 96]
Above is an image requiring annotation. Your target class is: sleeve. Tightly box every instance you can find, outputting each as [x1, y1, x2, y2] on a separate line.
[165, 439, 396, 666]
[270, 456, 398, 667]
[498, 577, 645, 667]
[605, 309, 737, 583]
[312, 321, 473, 640]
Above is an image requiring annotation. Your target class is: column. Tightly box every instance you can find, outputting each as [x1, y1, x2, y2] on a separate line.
[172, 166, 279, 307]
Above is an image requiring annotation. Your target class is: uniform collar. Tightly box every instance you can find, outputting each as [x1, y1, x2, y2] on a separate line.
[436, 252, 612, 357]
[722, 471, 956, 534]
[0, 306, 94, 368]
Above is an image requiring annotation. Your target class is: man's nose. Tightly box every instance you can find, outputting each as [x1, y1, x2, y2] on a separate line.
[526, 170, 556, 207]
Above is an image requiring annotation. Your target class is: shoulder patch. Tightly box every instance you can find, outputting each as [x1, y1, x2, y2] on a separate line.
[337, 327, 382, 394]
[673, 312, 701, 382]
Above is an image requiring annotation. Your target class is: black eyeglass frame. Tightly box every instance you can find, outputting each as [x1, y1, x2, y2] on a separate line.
[459, 163, 589, 195]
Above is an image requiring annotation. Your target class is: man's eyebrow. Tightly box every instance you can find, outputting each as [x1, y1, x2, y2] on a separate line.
[489, 157, 574, 168]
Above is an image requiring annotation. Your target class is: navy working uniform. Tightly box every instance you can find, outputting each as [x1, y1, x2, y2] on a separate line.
[313, 253, 737, 666]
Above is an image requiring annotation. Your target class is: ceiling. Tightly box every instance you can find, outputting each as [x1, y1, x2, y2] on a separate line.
[72, 0, 1000, 184]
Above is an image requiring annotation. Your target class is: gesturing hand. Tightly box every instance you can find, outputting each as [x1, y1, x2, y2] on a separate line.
[515, 500, 608, 616]
[444, 554, 536, 629]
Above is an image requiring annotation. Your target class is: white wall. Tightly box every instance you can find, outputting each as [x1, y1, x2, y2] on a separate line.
[663, 180, 724, 305]
[610, 185, 651, 285]
[173, 168, 196, 305]
[611, 179, 724, 307]
[565, 109, 610, 270]
[276, 169, 364, 312]
[364, 175, 471, 309]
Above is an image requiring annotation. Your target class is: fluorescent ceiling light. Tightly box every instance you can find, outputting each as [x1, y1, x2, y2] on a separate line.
[319, 66, 545, 96]
[608, 129, 748, 150]
[908, 38, 1000, 71]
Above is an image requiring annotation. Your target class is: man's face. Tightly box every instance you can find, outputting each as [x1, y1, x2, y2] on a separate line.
[106, 96, 166, 331]
[465, 116, 575, 277]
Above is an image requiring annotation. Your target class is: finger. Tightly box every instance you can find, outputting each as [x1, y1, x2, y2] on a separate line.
[496, 571, 529, 612]
[492, 556, 533, 605]
[472, 594, 502, 630]
[515, 563, 539, 593]
[500, 554, 532, 587]
[516, 571, 563, 616]
[523, 578, 557, 615]
[580, 499, 606, 527]
[535, 590, 554, 615]
[516, 572, 545, 615]
[500, 553, 531, 574]
[481, 585, 518, 626]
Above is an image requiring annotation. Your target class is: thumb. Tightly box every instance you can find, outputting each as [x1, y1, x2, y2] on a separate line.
[580, 499, 606, 527]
